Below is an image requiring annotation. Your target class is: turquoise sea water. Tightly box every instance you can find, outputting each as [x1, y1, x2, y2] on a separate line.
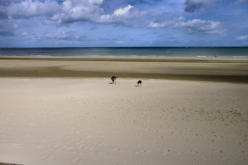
[0, 47, 248, 58]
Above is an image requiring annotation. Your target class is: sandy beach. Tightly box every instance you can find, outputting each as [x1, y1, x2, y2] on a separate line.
[1, 0, 248, 163]
[0, 57, 248, 165]
[0, 56, 248, 82]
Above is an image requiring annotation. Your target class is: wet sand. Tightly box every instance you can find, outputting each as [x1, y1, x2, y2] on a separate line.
[0, 56, 248, 83]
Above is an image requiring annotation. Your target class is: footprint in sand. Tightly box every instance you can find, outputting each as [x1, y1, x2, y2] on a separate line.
[138, 149, 152, 154]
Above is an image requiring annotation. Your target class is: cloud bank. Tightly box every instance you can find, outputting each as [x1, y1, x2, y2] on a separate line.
[8, 0, 59, 19]
[4, 0, 142, 26]
[0, 0, 247, 47]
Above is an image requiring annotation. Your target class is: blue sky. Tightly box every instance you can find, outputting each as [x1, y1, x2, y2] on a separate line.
[0, 0, 248, 47]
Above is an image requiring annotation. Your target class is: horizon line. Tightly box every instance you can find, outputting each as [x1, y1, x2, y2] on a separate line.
[1, 46, 248, 49]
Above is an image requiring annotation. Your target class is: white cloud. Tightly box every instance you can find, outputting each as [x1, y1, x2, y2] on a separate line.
[236, 35, 248, 40]
[148, 18, 221, 34]
[148, 22, 167, 28]
[177, 19, 221, 34]
[6, 0, 104, 24]
[47, 1, 140, 25]
[97, 4, 143, 25]
[5, 0, 142, 26]
[88, 0, 104, 5]
[99, 5, 135, 23]
[47, 0, 103, 24]
[148, 17, 184, 28]
[8, 0, 59, 18]
[113, 5, 133, 16]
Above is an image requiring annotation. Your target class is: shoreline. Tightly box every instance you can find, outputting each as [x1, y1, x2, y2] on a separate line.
[1, 55, 248, 63]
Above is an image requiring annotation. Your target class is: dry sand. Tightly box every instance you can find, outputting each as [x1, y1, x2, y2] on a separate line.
[0, 78, 248, 165]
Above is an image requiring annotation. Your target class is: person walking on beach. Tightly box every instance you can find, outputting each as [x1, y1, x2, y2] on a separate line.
[137, 80, 142, 87]
[111, 76, 117, 85]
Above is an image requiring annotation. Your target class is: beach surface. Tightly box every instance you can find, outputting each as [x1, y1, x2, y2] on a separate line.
[0, 78, 248, 165]
[0, 57, 248, 165]
[0, 56, 248, 82]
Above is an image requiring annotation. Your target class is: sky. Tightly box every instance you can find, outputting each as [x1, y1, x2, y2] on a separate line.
[0, 0, 248, 47]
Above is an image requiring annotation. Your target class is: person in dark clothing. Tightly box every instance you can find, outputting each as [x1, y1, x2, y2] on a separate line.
[137, 80, 142, 87]
[111, 76, 117, 85]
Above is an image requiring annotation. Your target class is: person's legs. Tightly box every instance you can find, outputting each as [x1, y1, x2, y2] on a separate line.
[111, 76, 117, 85]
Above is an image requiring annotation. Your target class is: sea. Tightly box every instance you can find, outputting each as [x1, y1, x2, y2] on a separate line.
[0, 47, 248, 58]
